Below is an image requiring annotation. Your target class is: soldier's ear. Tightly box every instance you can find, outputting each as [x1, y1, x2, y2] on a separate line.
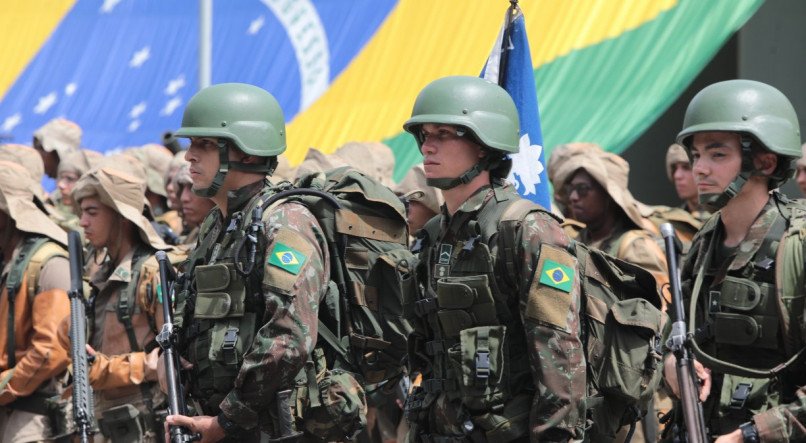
[753, 151, 778, 176]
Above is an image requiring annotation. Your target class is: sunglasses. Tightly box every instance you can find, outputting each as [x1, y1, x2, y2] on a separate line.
[566, 183, 593, 198]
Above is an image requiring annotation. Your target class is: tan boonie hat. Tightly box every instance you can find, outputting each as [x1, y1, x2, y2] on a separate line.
[0, 160, 67, 245]
[665, 143, 689, 181]
[332, 142, 396, 187]
[0, 144, 46, 184]
[556, 152, 645, 230]
[33, 118, 82, 159]
[164, 151, 189, 188]
[394, 164, 443, 215]
[128, 144, 174, 197]
[174, 163, 192, 186]
[797, 143, 806, 168]
[294, 147, 348, 180]
[271, 154, 295, 183]
[547, 142, 603, 187]
[57, 149, 102, 177]
[72, 159, 167, 250]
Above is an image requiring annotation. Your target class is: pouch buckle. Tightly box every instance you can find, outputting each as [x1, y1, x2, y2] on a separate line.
[730, 382, 753, 410]
[222, 327, 239, 363]
[474, 351, 490, 381]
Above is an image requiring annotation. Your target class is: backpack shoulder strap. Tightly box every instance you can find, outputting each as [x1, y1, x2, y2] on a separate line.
[24, 241, 68, 301]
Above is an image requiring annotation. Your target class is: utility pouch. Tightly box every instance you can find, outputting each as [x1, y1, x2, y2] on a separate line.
[45, 395, 78, 440]
[100, 404, 143, 443]
[471, 392, 531, 443]
[447, 325, 510, 412]
[713, 278, 779, 349]
[598, 298, 663, 404]
[718, 277, 763, 311]
[718, 374, 772, 424]
[436, 275, 498, 337]
[193, 263, 246, 319]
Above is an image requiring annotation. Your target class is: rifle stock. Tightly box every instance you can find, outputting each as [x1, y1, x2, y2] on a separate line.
[67, 231, 94, 443]
[155, 251, 198, 443]
[660, 223, 709, 443]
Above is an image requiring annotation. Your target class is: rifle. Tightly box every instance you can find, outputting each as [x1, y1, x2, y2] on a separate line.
[155, 251, 198, 443]
[67, 231, 94, 443]
[660, 223, 709, 443]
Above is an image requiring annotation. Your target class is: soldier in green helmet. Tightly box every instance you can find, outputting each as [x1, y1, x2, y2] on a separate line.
[662, 79, 806, 442]
[161, 83, 337, 442]
[403, 76, 586, 442]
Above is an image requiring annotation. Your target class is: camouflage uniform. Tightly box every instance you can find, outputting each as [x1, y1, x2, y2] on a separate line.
[667, 80, 806, 441]
[402, 76, 585, 442]
[176, 179, 329, 440]
[0, 161, 71, 443]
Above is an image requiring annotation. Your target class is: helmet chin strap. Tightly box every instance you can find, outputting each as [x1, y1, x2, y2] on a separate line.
[699, 135, 757, 212]
[193, 141, 230, 198]
[425, 155, 502, 190]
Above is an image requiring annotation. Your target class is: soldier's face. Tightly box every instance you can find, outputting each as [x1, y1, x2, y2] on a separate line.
[419, 124, 484, 181]
[180, 183, 215, 228]
[33, 138, 59, 178]
[79, 196, 118, 249]
[566, 170, 607, 224]
[56, 170, 80, 206]
[690, 132, 743, 195]
[796, 165, 806, 197]
[671, 161, 697, 201]
[185, 137, 221, 190]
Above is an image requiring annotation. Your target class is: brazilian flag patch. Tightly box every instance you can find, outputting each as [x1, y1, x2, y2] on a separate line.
[538, 260, 574, 293]
[267, 242, 307, 275]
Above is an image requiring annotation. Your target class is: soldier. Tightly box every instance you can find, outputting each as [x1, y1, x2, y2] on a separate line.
[402, 76, 586, 441]
[54, 150, 102, 233]
[69, 158, 170, 442]
[0, 161, 71, 443]
[665, 143, 709, 222]
[130, 144, 184, 237]
[163, 83, 334, 442]
[394, 164, 443, 235]
[174, 163, 214, 245]
[794, 143, 806, 197]
[32, 117, 82, 180]
[663, 80, 806, 442]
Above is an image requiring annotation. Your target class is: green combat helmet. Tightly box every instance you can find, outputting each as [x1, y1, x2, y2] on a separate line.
[403, 76, 519, 189]
[676, 79, 801, 210]
[174, 82, 286, 197]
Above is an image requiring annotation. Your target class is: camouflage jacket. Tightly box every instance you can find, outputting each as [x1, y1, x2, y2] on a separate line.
[177, 179, 329, 434]
[410, 184, 586, 441]
[679, 196, 806, 440]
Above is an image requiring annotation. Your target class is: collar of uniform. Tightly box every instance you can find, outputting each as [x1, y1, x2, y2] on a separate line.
[728, 198, 781, 271]
[94, 244, 148, 286]
[440, 185, 494, 237]
[226, 179, 268, 215]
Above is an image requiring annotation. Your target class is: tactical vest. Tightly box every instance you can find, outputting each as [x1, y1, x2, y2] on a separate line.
[682, 196, 806, 430]
[407, 186, 540, 441]
[177, 185, 272, 417]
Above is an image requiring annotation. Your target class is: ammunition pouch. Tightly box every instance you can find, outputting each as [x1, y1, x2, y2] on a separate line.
[434, 275, 499, 338]
[98, 403, 161, 443]
[711, 278, 779, 350]
[445, 325, 510, 412]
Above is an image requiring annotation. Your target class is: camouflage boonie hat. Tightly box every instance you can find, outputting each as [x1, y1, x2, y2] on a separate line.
[797, 143, 806, 168]
[33, 118, 82, 159]
[665, 143, 689, 182]
[128, 144, 174, 197]
[556, 152, 646, 230]
[72, 157, 167, 250]
[332, 142, 396, 187]
[0, 160, 67, 245]
[394, 164, 443, 215]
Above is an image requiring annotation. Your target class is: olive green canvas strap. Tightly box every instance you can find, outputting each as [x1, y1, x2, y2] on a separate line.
[5, 237, 50, 368]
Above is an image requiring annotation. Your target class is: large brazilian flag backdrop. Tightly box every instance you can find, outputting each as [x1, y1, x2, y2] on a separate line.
[0, 0, 762, 183]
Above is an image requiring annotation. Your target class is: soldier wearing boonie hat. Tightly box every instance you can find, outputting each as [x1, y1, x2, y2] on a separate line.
[32, 118, 82, 179]
[0, 161, 71, 443]
[394, 164, 443, 235]
[65, 158, 170, 442]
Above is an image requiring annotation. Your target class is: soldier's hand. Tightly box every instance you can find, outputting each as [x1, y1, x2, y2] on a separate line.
[714, 429, 742, 443]
[144, 347, 160, 382]
[663, 354, 712, 402]
[165, 414, 224, 443]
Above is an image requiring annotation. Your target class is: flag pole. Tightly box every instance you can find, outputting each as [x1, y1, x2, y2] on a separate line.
[497, 0, 519, 86]
[199, 0, 212, 89]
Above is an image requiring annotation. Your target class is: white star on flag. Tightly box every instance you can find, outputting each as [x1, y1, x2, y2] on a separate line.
[165, 75, 186, 95]
[64, 83, 78, 96]
[129, 101, 147, 119]
[100, 0, 123, 14]
[160, 97, 182, 116]
[507, 134, 545, 196]
[248, 16, 265, 35]
[34, 92, 58, 114]
[128, 120, 141, 132]
[1, 113, 22, 132]
[129, 46, 151, 68]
